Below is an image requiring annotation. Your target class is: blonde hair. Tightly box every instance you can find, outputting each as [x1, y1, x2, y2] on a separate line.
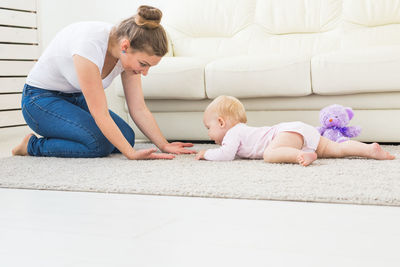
[112, 5, 168, 56]
[206, 95, 247, 123]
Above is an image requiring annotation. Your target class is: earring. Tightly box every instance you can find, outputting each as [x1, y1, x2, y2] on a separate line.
[122, 50, 126, 54]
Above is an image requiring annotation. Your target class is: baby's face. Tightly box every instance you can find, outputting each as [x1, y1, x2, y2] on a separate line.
[203, 111, 228, 145]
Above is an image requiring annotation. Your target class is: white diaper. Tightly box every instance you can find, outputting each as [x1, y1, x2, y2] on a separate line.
[273, 121, 321, 151]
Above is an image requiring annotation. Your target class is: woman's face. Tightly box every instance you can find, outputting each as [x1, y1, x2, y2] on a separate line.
[120, 49, 161, 76]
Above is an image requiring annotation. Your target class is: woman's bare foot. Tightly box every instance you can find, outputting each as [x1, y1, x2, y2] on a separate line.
[12, 134, 34, 156]
[297, 151, 318, 166]
[368, 143, 395, 160]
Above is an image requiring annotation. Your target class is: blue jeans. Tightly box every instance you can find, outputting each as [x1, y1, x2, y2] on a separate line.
[21, 84, 135, 157]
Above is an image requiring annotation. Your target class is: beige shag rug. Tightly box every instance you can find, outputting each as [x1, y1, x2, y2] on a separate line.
[1, 143, 400, 206]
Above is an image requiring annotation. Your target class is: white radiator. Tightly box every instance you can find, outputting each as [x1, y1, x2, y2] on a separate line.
[0, 0, 38, 128]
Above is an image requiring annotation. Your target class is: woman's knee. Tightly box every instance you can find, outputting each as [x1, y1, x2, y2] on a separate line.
[85, 126, 134, 157]
[109, 110, 135, 147]
[123, 127, 135, 147]
[85, 133, 114, 157]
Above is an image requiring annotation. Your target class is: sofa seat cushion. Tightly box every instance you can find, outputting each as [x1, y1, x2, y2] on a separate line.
[139, 57, 210, 99]
[205, 55, 312, 98]
[312, 45, 400, 95]
[136, 92, 400, 113]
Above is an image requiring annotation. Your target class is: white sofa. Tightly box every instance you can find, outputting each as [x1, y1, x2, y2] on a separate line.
[108, 0, 400, 142]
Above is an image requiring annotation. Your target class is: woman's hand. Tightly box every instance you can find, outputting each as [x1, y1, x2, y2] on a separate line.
[127, 148, 175, 160]
[195, 150, 206, 160]
[161, 142, 196, 154]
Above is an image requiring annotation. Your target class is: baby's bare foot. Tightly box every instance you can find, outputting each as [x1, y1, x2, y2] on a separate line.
[297, 151, 317, 166]
[12, 134, 34, 156]
[368, 143, 395, 160]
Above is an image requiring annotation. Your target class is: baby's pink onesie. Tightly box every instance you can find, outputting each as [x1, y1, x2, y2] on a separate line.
[204, 122, 321, 161]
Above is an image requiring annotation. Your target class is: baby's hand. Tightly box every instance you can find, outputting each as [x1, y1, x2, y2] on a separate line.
[195, 150, 206, 160]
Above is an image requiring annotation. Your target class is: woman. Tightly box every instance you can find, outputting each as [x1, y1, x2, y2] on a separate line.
[12, 5, 195, 159]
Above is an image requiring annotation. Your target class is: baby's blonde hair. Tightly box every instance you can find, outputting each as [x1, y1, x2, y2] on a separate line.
[206, 95, 247, 123]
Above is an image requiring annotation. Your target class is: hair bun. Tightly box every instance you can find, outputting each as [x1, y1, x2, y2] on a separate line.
[135, 5, 162, 29]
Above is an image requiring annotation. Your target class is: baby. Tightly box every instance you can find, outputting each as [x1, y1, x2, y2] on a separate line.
[196, 95, 395, 166]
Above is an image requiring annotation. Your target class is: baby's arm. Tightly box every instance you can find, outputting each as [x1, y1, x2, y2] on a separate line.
[195, 150, 207, 160]
[203, 144, 239, 160]
[198, 131, 241, 161]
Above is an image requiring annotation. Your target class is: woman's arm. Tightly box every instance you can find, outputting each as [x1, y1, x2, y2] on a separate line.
[73, 55, 174, 160]
[121, 70, 195, 154]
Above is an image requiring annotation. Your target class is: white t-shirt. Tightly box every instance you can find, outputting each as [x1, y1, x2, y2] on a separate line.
[26, 21, 124, 93]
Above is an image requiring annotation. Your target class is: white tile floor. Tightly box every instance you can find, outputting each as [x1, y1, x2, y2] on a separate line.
[1, 189, 400, 267]
[1, 127, 400, 267]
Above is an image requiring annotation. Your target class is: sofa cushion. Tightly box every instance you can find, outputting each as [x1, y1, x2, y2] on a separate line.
[255, 0, 341, 34]
[312, 45, 400, 95]
[341, 0, 400, 49]
[160, 0, 342, 58]
[162, 0, 254, 38]
[140, 57, 210, 99]
[205, 55, 312, 98]
[343, 0, 400, 27]
[132, 92, 400, 113]
[341, 25, 400, 49]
